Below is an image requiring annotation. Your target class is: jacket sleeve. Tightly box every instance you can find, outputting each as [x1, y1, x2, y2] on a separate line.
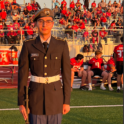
[18, 42, 29, 106]
[61, 41, 71, 105]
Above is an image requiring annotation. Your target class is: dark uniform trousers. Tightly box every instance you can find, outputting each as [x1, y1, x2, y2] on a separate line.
[29, 113, 62, 124]
[18, 36, 71, 124]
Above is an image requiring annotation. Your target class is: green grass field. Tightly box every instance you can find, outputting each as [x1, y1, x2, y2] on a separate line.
[0, 87, 123, 124]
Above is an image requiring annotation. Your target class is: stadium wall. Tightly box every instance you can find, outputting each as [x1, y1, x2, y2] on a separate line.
[0, 43, 117, 62]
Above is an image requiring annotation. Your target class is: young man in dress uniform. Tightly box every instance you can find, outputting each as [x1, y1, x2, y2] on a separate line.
[18, 8, 71, 124]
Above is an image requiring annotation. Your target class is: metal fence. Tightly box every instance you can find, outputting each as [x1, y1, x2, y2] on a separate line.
[0, 28, 123, 45]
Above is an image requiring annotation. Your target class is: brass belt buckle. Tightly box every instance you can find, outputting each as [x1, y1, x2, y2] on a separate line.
[45, 77, 48, 84]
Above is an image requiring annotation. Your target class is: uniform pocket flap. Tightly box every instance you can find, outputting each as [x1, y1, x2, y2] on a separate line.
[51, 53, 61, 60]
[30, 56, 39, 61]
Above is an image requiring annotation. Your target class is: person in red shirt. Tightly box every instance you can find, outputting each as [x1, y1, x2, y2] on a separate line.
[114, 37, 123, 92]
[31, 1, 38, 13]
[26, 3, 33, 14]
[61, 7, 67, 17]
[96, 7, 102, 18]
[106, 55, 116, 73]
[99, 27, 108, 43]
[70, 0, 75, 9]
[73, 16, 80, 24]
[5, 0, 10, 8]
[71, 22, 79, 34]
[61, 0, 67, 7]
[65, 9, 71, 18]
[0, 0, 5, 9]
[0, 9, 7, 21]
[11, 0, 16, 5]
[59, 17, 67, 25]
[79, 19, 85, 29]
[91, 1, 96, 8]
[70, 54, 87, 91]
[110, 20, 116, 28]
[13, 20, 20, 29]
[83, 28, 89, 43]
[26, 25, 34, 39]
[7, 22, 14, 30]
[87, 50, 113, 91]
[106, 9, 111, 19]
[76, 0, 81, 10]
[100, 13, 108, 28]
[7, 28, 17, 44]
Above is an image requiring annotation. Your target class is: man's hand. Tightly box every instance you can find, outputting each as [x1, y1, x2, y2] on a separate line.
[19, 105, 30, 120]
[63, 104, 70, 115]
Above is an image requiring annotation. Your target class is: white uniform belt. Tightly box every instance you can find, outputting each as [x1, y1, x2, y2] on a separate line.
[30, 75, 60, 84]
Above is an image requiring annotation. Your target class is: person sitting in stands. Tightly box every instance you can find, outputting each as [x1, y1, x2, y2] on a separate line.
[70, 54, 87, 91]
[59, 17, 67, 25]
[17, 27, 25, 41]
[7, 22, 14, 30]
[11, 5, 20, 21]
[73, 15, 80, 24]
[26, 3, 33, 14]
[5, 0, 10, 9]
[7, 28, 17, 44]
[61, 0, 67, 8]
[26, 25, 34, 39]
[91, 27, 98, 44]
[79, 19, 85, 30]
[0, 30, 5, 44]
[70, 0, 75, 9]
[19, 17, 25, 27]
[53, 5, 60, 18]
[76, 0, 82, 10]
[0, 9, 7, 21]
[83, 28, 89, 43]
[61, 7, 67, 18]
[23, 7, 29, 18]
[65, 25, 73, 38]
[13, 19, 20, 29]
[87, 50, 113, 91]
[0, 0, 5, 10]
[99, 27, 108, 43]
[71, 22, 79, 37]
[31, 1, 38, 13]
[100, 13, 108, 29]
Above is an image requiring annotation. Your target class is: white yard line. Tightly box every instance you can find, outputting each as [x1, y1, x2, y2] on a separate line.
[0, 105, 123, 111]
[70, 105, 123, 108]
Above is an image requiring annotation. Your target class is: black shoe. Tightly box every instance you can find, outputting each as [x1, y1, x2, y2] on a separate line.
[117, 89, 120, 92]
[80, 86, 88, 90]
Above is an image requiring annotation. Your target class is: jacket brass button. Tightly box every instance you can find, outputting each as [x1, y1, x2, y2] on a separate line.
[44, 73, 47, 76]
[45, 56, 47, 59]
[34, 58, 36, 60]
[44, 65, 47, 68]
[56, 57, 58, 59]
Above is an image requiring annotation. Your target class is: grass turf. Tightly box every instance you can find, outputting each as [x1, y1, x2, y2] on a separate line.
[0, 87, 123, 124]
[0, 107, 123, 124]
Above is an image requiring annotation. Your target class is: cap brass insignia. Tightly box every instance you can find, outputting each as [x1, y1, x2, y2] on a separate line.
[45, 10, 50, 16]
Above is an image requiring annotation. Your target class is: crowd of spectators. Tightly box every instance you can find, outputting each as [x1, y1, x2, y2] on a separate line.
[0, 0, 123, 44]
[0, 0, 40, 44]
[53, 0, 123, 44]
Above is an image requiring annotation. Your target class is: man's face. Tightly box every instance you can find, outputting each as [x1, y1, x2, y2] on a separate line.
[96, 54, 102, 59]
[36, 17, 54, 35]
[77, 59, 83, 63]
